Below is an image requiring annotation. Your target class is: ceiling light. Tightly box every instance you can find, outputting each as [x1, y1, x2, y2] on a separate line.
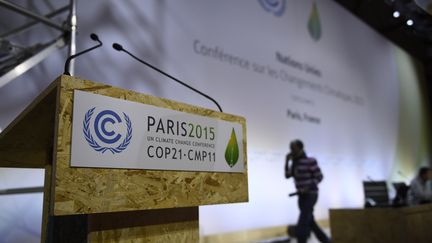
[393, 11, 400, 18]
[406, 19, 414, 26]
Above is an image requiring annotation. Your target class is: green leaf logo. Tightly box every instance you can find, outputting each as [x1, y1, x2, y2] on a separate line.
[308, 1, 322, 41]
[225, 128, 239, 167]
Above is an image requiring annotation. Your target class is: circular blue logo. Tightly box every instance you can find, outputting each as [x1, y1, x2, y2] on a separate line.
[82, 108, 132, 154]
[258, 0, 286, 17]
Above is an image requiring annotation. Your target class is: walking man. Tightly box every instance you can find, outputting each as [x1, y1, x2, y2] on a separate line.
[285, 139, 330, 243]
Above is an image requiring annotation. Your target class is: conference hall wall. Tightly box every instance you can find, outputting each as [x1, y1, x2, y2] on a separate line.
[0, 0, 429, 241]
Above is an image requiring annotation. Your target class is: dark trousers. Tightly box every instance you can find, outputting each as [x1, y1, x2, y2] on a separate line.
[296, 193, 330, 243]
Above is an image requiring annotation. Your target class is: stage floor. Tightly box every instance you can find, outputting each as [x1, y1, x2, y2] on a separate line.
[258, 228, 331, 243]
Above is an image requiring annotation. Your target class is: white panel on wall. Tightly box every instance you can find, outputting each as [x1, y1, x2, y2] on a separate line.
[0, 169, 44, 243]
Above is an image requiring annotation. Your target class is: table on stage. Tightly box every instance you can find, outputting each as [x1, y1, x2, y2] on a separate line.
[330, 203, 432, 243]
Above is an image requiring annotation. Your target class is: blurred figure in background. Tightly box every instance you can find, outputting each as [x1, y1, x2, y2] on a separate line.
[285, 139, 330, 243]
[408, 167, 432, 205]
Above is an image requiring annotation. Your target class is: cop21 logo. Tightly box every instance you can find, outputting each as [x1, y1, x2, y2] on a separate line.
[258, 0, 322, 41]
[258, 0, 286, 17]
[83, 108, 132, 154]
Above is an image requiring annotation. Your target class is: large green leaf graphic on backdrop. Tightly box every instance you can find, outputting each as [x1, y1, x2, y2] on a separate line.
[225, 128, 239, 167]
[308, 1, 322, 41]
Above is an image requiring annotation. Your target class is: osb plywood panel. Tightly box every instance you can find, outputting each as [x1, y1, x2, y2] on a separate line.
[54, 75, 248, 215]
[88, 220, 199, 243]
[0, 82, 58, 168]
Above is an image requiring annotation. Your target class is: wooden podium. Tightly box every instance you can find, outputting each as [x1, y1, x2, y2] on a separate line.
[0, 75, 248, 242]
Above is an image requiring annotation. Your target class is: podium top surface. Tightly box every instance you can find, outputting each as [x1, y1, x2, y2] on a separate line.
[0, 75, 248, 215]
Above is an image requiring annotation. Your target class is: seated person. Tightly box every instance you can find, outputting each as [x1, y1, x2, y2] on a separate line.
[408, 167, 432, 205]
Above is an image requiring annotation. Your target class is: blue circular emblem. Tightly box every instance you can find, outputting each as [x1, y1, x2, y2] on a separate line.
[258, 0, 286, 17]
[83, 108, 132, 154]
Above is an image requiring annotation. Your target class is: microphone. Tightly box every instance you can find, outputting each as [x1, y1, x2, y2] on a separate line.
[397, 171, 408, 180]
[63, 33, 103, 75]
[112, 43, 223, 112]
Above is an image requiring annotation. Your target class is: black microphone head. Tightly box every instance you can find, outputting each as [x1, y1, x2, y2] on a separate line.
[90, 33, 99, 41]
[112, 43, 123, 51]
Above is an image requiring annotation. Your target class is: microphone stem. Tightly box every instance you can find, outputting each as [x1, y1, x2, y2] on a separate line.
[64, 42, 102, 75]
[122, 49, 223, 112]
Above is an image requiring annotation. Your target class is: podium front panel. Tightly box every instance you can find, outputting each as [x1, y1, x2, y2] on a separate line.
[53, 75, 248, 215]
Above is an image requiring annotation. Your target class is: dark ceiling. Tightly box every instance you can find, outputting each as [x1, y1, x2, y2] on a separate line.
[334, 0, 432, 63]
